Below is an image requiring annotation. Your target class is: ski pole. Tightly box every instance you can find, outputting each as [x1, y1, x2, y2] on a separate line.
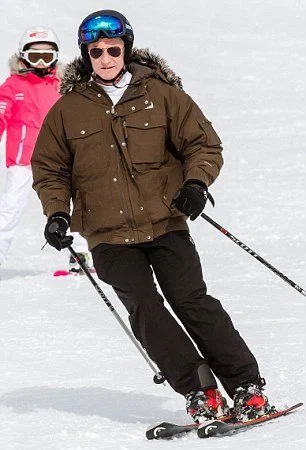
[68, 245, 166, 385]
[201, 212, 306, 298]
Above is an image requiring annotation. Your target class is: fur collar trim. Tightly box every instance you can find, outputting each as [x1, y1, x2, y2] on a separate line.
[59, 48, 183, 95]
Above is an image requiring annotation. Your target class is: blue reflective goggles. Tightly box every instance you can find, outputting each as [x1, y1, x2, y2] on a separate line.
[79, 15, 125, 44]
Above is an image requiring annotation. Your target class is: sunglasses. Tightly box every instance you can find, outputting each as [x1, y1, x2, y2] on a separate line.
[21, 49, 58, 66]
[89, 46, 123, 59]
[79, 14, 126, 44]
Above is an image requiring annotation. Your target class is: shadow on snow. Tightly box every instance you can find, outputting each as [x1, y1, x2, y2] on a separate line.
[0, 386, 182, 424]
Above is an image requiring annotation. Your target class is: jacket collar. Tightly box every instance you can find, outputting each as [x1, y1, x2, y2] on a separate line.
[59, 48, 183, 95]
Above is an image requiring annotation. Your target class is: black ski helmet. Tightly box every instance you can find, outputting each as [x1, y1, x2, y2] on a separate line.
[78, 9, 134, 71]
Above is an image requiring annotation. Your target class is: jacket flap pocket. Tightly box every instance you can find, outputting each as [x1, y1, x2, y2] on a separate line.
[125, 114, 165, 130]
[65, 120, 103, 139]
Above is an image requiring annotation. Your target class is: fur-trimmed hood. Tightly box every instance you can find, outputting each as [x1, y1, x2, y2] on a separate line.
[59, 48, 183, 95]
[8, 53, 65, 80]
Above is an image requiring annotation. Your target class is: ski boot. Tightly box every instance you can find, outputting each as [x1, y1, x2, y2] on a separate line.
[186, 388, 230, 423]
[69, 252, 95, 275]
[233, 383, 276, 421]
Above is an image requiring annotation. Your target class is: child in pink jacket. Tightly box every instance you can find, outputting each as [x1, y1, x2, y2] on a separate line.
[0, 26, 89, 271]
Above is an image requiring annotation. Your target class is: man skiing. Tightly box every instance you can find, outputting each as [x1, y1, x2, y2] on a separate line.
[31, 10, 274, 423]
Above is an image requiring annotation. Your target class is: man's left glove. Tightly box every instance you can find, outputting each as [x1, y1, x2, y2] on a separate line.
[171, 180, 214, 221]
[44, 212, 73, 251]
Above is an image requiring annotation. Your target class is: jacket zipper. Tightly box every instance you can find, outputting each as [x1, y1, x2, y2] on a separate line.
[112, 104, 136, 241]
[116, 151, 137, 242]
[123, 120, 128, 139]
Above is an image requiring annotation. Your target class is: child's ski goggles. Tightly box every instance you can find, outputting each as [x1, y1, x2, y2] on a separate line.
[21, 49, 58, 66]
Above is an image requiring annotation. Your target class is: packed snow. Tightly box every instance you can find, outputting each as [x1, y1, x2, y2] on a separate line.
[0, 1, 305, 449]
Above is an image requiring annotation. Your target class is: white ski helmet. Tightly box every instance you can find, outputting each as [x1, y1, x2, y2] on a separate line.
[18, 26, 60, 53]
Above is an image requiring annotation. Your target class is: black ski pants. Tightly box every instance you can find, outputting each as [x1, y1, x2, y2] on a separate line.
[92, 230, 260, 397]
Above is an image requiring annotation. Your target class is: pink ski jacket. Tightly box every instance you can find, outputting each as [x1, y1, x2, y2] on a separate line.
[0, 54, 61, 167]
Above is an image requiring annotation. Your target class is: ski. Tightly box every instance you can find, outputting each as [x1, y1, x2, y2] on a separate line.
[53, 269, 75, 277]
[146, 414, 233, 440]
[146, 421, 199, 440]
[197, 402, 303, 438]
[53, 267, 96, 277]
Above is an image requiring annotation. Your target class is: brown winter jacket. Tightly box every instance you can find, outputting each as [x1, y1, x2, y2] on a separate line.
[31, 48, 223, 250]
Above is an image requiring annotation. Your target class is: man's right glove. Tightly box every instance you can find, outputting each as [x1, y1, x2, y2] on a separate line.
[44, 212, 73, 251]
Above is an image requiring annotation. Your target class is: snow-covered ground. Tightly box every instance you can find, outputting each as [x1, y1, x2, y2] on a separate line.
[0, 1, 305, 449]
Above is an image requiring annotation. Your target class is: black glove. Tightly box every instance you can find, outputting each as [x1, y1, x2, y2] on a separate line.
[44, 212, 73, 251]
[171, 181, 214, 221]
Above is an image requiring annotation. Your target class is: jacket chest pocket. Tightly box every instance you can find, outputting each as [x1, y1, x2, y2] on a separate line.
[65, 119, 103, 142]
[124, 114, 166, 164]
[65, 120, 109, 172]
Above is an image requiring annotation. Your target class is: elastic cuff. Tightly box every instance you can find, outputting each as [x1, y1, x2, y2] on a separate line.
[48, 211, 71, 225]
[184, 179, 208, 190]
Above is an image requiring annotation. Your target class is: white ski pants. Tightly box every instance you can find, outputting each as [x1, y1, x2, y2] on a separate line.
[0, 165, 87, 266]
[0, 165, 32, 265]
